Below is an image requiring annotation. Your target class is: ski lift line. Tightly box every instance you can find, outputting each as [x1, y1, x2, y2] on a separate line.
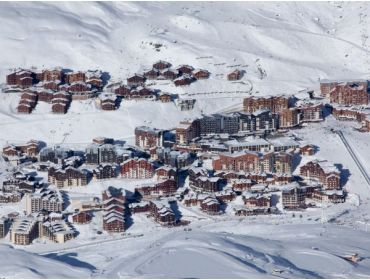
[336, 130, 370, 187]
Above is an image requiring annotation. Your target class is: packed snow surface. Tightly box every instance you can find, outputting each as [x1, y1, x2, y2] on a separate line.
[0, 244, 90, 278]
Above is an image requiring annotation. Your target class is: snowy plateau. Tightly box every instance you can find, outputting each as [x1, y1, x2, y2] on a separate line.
[1, 1, 370, 279]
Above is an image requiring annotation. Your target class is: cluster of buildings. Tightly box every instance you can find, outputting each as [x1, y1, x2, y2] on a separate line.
[320, 79, 370, 131]
[7, 68, 104, 114]
[106, 60, 210, 103]
[9, 213, 75, 245]
[243, 95, 324, 129]
[131, 113, 345, 217]
[2, 74, 364, 246]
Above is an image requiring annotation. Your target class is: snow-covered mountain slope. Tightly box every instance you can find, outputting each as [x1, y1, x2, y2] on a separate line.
[0, 2, 370, 147]
[35, 224, 370, 279]
[1, 1, 370, 89]
[0, 244, 90, 278]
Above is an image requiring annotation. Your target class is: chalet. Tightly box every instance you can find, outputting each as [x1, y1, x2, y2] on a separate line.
[52, 91, 71, 104]
[135, 87, 156, 99]
[40, 68, 63, 82]
[37, 89, 55, 103]
[103, 211, 125, 232]
[192, 69, 210, 80]
[64, 81, 91, 93]
[144, 69, 160, 80]
[162, 69, 179, 80]
[231, 178, 253, 191]
[153, 60, 171, 70]
[279, 108, 301, 128]
[52, 102, 68, 114]
[243, 193, 271, 210]
[17, 103, 33, 114]
[212, 150, 275, 174]
[281, 183, 306, 209]
[21, 91, 38, 102]
[215, 189, 236, 203]
[101, 99, 116, 110]
[312, 189, 345, 204]
[17, 140, 41, 156]
[2, 140, 40, 158]
[2, 145, 18, 157]
[182, 192, 203, 207]
[174, 75, 193, 87]
[135, 126, 163, 150]
[149, 201, 176, 226]
[234, 206, 270, 216]
[86, 70, 103, 89]
[191, 176, 223, 193]
[99, 93, 117, 111]
[320, 79, 368, 98]
[120, 158, 154, 179]
[65, 71, 86, 84]
[158, 92, 173, 103]
[297, 101, 324, 123]
[102, 187, 125, 232]
[48, 166, 89, 188]
[200, 196, 221, 215]
[300, 160, 341, 189]
[175, 119, 201, 145]
[243, 95, 290, 114]
[329, 82, 369, 106]
[43, 80, 60, 91]
[188, 165, 208, 183]
[300, 144, 315, 156]
[272, 173, 293, 185]
[114, 84, 132, 97]
[129, 201, 151, 214]
[156, 165, 177, 180]
[93, 164, 117, 180]
[72, 211, 92, 224]
[19, 180, 38, 193]
[135, 179, 177, 199]
[7, 69, 35, 88]
[18, 98, 36, 108]
[127, 74, 146, 87]
[102, 186, 126, 204]
[274, 151, 293, 174]
[227, 70, 242, 81]
[176, 65, 194, 75]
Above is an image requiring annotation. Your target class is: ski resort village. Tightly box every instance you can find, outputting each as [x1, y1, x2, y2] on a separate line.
[0, 61, 369, 248]
[3, 1, 370, 278]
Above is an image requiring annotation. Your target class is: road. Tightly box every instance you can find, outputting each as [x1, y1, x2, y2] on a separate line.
[336, 130, 370, 187]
